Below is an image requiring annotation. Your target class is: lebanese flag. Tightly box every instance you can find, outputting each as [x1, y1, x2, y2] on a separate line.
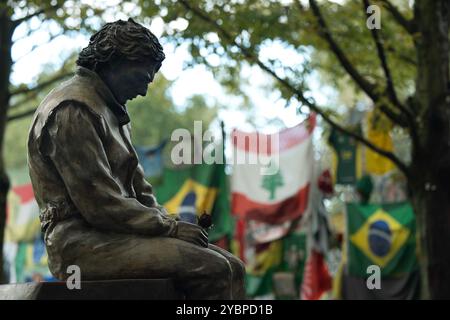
[231, 115, 315, 225]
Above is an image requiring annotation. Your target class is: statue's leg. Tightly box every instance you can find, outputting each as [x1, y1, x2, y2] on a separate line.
[208, 244, 246, 300]
[48, 224, 234, 299]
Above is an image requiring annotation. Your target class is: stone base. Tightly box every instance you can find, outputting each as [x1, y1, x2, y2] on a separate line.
[0, 279, 184, 300]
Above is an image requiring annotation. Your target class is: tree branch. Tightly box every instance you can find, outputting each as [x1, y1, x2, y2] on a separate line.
[13, 30, 64, 62]
[307, 0, 409, 128]
[178, 0, 410, 177]
[9, 92, 39, 111]
[362, 0, 414, 117]
[379, 0, 416, 34]
[9, 71, 71, 97]
[12, 2, 61, 28]
[362, 0, 419, 151]
[8, 77, 48, 111]
[12, 9, 45, 27]
[308, 0, 375, 99]
[385, 44, 416, 66]
[12, 18, 46, 43]
[7, 108, 37, 122]
[7, 71, 72, 121]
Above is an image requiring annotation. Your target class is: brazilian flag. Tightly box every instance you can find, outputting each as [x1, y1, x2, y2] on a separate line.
[346, 202, 418, 277]
[153, 161, 233, 243]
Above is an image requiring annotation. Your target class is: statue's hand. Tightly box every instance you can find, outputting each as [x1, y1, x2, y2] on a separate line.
[175, 221, 208, 247]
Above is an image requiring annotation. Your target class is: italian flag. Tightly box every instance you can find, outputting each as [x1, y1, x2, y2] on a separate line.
[231, 115, 315, 225]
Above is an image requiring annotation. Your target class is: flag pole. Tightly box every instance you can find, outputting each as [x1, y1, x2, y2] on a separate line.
[220, 121, 232, 250]
[220, 121, 226, 164]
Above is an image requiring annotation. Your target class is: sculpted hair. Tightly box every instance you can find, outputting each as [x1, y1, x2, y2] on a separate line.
[76, 18, 165, 71]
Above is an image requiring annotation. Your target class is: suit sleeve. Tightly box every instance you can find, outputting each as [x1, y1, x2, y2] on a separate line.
[41, 102, 178, 237]
[132, 163, 177, 219]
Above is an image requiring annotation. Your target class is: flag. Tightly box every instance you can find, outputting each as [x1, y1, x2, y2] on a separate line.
[5, 183, 40, 243]
[234, 211, 296, 260]
[231, 115, 316, 224]
[299, 167, 332, 300]
[274, 232, 308, 299]
[245, 240, 283, 297]
[14, 234, 55, 283]
[309, 169, 332, 254]
[135, 139, 167, 180]
[154, 158, 233, 243]
[300, 249, 332, 300]
[243, 232, 307, 298]
[341, 270, 420, 300]
[365, 110, 395, 175]
[346, 202, 417, 277]
[328, 127, 362, 185]
[247, 220, 292, 244]
[4, 181, 55, 283]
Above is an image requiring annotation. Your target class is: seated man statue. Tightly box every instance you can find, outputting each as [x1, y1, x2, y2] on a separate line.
[27, 18, 245, 300]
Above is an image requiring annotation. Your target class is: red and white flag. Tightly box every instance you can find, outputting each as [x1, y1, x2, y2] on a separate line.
[231, 115, 316, 225]
[300, 249, 332, 300]
[6, 183, 40, 242]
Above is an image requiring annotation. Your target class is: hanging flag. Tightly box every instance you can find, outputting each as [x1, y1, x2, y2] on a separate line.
[4, 181, 56, 283]
[14, 234, 55, 283]
[365, 110, 395, 175]
[245, 240, 283, 298]
[342, 203, 420, 300]
[5, 183, 40, 243]
[241, 230, 307, 298]
[346, 202, 417, 277]
[328, 127, 362, 185]
[231, 218, 247, 261]
[231, 115, 316, 225]
[318, 169, 334, 196]
[247, 220, 292, 244]
[300, 169, 332, 300]
[300, 249, 332, 300]
[308, 168, 333, 255]
[135, 139, 167, 179]
[274, 232, 308, 299]
[154, 153, 233, 243]
[341, 270, 420, 300]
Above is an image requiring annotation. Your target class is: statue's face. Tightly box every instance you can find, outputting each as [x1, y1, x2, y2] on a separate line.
[101, 58, 160, 105]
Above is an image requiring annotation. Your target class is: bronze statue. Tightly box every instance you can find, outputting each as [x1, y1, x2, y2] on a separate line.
[27, 18, 245, 299]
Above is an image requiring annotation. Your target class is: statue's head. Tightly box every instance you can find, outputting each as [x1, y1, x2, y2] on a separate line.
[76, 18, 165, 104]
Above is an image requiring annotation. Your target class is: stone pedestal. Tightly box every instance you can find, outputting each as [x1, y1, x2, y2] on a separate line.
[0, 279, 184, 300]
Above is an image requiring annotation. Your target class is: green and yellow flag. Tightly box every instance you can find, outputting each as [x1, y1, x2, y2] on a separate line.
[153, 161, 233, 243]
[346, 202, 417, 277]
[365, 110, 396, 175]
[245, 232, 307, 298]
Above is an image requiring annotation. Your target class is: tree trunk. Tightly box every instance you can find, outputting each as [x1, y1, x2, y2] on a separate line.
[409, 181, 428, 299]
[422, 179, 450, 299]
[409, 165, 450, 299]
[412, 0, 450, 299]
[0, 6, 13, 284]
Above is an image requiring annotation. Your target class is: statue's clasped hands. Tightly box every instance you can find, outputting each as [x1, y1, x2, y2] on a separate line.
[174, 221, 209, 248]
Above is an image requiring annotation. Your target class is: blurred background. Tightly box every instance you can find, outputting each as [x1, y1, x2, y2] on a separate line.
[0, 0, 440, 299]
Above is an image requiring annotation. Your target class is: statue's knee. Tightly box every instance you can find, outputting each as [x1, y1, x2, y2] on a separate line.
[230, 257, 246, 280]
[208, 256, 233, 280]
